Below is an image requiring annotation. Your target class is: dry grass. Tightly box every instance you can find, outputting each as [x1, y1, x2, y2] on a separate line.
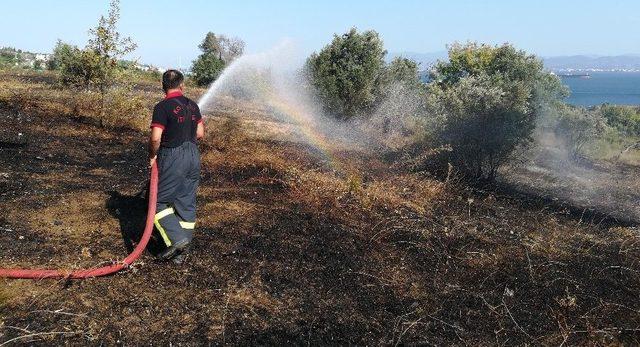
[13, 191, 116, 240]
[0, 77, 149, 130]
[183, 89, 640, 344]
[0, 70, 207, 132]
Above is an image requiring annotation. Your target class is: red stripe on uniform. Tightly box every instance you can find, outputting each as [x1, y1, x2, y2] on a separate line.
[165, 91, 183, 99]
[197, 119, 204, 124]
[150, 123, 165, 130]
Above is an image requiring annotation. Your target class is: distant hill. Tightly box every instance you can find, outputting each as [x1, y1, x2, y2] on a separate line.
[391, 51, 640, 73]
[542, 55, 640, 72]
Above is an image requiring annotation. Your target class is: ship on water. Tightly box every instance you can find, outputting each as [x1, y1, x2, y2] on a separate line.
[557, 72, 591, 79]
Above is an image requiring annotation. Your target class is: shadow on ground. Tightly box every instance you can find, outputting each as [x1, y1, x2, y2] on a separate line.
[105, 189, 164, 256]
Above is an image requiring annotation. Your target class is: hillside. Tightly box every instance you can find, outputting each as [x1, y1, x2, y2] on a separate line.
[390, 51, 640, 72]
[543, 55, 640, 71]
[0, 72, 639, 345]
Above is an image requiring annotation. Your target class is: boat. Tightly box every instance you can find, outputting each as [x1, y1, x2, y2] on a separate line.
[558, 73, 591, 79]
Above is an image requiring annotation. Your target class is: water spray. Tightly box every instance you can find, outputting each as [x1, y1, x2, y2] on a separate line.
[196, 40, 351, 170]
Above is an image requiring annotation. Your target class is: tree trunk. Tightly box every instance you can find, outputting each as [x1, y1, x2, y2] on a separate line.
[100, 88, 106, 128]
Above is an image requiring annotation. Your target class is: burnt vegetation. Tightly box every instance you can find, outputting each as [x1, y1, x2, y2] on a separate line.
[0, 68, 638, 345]
[0, 9, 639, 343]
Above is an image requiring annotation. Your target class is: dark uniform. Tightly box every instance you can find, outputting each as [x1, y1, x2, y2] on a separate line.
[151, 90, 202, 249]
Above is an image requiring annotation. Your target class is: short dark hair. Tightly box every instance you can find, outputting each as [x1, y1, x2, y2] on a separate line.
[162, 69, 184, 92]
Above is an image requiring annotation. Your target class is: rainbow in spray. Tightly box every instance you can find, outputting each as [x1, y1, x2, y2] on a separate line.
[264, 94, 344, 170]
[197, 40, 345, 171]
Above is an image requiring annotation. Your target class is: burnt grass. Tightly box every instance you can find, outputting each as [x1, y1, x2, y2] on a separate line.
[0, 101, 639, 345]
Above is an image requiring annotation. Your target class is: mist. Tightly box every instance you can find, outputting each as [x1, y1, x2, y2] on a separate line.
[195, 40, 639, 224]
[196, 40, 388, 159]
[502, 103, 640, 224]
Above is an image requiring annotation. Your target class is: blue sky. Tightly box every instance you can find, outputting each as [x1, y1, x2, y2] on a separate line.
[2, 0, 639, 68]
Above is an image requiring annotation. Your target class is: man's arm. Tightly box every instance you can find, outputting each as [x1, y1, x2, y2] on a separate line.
[194, 101, 205, 140]
[196, 122, 205, 140]
[149, 127, 163, 167]
[149, 103, 167, 167]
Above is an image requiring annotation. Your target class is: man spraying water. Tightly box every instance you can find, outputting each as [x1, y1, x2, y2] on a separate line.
[149, 70, 205, 263]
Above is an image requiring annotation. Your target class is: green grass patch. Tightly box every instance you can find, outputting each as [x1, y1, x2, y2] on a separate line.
[586, 132, 640, 165]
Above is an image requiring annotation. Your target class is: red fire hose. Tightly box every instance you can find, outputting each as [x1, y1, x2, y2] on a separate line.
[0, 163, 158, 279]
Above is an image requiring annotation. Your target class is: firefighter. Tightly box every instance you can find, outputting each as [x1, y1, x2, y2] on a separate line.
[149, 69, 204, 262]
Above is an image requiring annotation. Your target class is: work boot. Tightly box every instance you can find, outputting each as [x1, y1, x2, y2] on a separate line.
[172, 252, 188, 265]
[172, 243, 191, 265]
[158, 238, 190, 261]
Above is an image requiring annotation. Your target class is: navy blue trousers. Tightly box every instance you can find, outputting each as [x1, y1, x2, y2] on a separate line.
[154, 141, 201, 247]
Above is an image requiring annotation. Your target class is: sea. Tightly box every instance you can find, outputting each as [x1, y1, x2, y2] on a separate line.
[560, 71, 640, 107]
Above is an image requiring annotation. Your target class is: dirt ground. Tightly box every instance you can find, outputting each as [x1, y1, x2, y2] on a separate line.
[0, 97, 639, 345]
[501, 132, 640, 225]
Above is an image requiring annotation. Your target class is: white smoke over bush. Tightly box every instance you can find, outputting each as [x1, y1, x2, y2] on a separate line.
[196, 40, 639, 223]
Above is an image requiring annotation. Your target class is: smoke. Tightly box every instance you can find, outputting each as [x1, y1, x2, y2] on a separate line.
[361, 82, 428, 150]
[503, 104, 640, 224]
[196, 40, 639, 223]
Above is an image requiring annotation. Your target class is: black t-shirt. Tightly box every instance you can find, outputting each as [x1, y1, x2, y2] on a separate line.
[150, 92, 203, 148]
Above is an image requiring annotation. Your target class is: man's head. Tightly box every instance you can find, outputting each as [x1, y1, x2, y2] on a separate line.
[162, 69, 184, 93]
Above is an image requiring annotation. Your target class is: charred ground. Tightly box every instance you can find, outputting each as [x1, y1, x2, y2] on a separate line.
[0, 77, 639, 345]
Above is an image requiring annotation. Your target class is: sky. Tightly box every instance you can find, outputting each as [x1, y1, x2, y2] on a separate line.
[1, 0, 639, 68]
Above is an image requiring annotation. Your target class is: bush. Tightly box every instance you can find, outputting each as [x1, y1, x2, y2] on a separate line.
[367, 57, 429, 149]
[306, 28, 387, 120]
[190, 32, 245, 87]
[47, 0, 137, 126]
[50, 42, 102, 89]
[598, 104, 640, 137]
[383, 57, 423, 88]
[48, 40, 72, 71]
[427, 42, 567, 181]
[191, 53, 226, 87]
[554, 104, 607, 159]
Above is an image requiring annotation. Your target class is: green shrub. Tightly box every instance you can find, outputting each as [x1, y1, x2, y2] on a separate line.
[598, 104, 640, 136]
[191, 53, 226, 87]
[306, 28, 387, 120]
[190, 32, 245, 87]
[554, 104, 607, 158]
[51, 42, 101, 89]
[48, 40, 74, 71]
[383, 57, 423, 88]
[48, 0, 136, 126]
[427, 42, 567, 181]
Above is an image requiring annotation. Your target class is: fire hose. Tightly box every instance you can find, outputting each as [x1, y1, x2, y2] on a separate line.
[0, 163, 158, 279]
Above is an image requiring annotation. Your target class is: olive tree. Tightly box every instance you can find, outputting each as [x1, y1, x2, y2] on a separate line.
[306, 28, 387, 120]
[427, 42, 567, 181]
